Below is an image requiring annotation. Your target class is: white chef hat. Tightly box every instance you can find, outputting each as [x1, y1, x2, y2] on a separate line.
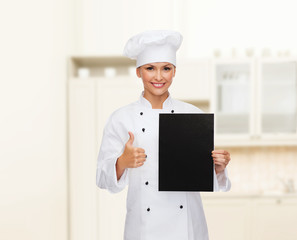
[123, 30, 183, 68]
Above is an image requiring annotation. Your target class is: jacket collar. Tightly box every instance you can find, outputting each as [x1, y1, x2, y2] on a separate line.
[139, 91, 173, 110]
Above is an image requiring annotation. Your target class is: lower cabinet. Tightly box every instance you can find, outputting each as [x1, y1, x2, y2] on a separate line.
[202, 197, 251, 240]
[201, 194, 297, 240]
[251, 198, 297, 240]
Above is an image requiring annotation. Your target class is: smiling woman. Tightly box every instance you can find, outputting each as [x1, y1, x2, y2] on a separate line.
[136, 62, 175, 109]
[96, 30, 231, 240]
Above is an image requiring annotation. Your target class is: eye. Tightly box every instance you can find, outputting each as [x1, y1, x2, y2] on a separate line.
[146, 67, 154, 70]
[164, 67, 171, 71]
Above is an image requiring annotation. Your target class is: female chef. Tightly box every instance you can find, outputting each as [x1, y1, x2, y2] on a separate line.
[96, 30, 231, 240]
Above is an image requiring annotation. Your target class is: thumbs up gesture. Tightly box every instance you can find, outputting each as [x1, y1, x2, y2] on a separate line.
[117, 132, 147, 171]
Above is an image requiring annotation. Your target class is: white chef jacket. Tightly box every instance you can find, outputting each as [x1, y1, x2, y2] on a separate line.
[96, 91, 231, 240]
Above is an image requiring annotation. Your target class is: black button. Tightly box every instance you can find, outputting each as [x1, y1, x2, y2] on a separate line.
[171, 110, 174, 113]
[147, 208, 150, 212]
[140, 112, 143, 115]
[142, 128, 145, 132]
[180, 205, 183, 209]
[145, 181, 149, 185]
[145, 154, 147, 158]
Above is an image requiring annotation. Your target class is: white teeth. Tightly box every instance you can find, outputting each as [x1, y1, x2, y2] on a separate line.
[152, 83, 164, 87]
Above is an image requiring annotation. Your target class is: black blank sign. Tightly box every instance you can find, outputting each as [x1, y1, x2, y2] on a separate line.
[158, 113, 214, 191]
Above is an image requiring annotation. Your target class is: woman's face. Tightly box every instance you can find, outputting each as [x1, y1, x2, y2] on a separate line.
[136, 62, 176, 98]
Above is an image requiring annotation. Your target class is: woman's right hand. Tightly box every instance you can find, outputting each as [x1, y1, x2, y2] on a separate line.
[116, 132, 146, 179]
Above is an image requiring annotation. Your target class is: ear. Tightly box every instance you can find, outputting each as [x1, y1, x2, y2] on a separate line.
[173, 66, 176, 77]
[136, 67, 141, 78]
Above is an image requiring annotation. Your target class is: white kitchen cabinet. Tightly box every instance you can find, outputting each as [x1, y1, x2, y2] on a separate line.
[251, 197, 297, 240]
[211, 58, 297, 147]
[201, 193, 297, 240]
[211, 60, 254, 136]
[68, 79, 98, 240]
[257, 59, 297, 138]
[95, 77, 142, 240]
[68, 56, 143, 240]
[69, 77, 142, 240]
[202, 197, 251, 240]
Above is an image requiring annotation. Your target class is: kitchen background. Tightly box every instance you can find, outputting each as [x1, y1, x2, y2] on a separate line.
[1, 0, 297, 240]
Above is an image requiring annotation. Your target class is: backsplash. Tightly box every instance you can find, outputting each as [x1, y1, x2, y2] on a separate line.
[225, 146, 297, 194]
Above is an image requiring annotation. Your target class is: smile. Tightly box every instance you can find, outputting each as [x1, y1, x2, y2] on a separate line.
[151, 82, 165, 88]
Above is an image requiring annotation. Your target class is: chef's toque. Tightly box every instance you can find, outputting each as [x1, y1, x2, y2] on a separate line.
[123, 30, 183, 68]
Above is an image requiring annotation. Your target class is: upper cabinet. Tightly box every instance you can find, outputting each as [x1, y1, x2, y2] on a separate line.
[211, 60, 254, 135]
[258, 60, 297, 135]
[211, 58, 297, 146]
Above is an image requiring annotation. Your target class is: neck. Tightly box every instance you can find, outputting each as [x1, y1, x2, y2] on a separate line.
[143, 91, 169, 109]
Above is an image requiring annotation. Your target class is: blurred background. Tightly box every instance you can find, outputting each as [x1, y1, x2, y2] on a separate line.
[1, 0, 297, 239]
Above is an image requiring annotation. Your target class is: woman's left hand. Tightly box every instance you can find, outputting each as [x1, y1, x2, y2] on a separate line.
[212, 150, 231, 174]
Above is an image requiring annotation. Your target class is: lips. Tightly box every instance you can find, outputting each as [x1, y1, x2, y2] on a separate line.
[151, 82, 165, 88]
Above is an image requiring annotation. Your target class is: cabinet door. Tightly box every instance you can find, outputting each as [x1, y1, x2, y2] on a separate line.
[95, 77, 142, 240]
[212, 61, 254, 136]
[202, 197, 251, 240]
[69, 76, 143, 240]
[251, 197, 297, 240]
[68, 79, 98, 240]
[259, 61, 297, 136]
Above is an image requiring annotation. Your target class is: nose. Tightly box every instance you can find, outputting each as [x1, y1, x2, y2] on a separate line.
[155, 69, 163, 82]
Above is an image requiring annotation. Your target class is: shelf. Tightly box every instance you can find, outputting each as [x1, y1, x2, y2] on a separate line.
[201, 192, 297, 199]
[214, 139, 297, 148]
[262, 81, 296, 85]
[71, 55, 135, 66]
[68, 55, 136, 78]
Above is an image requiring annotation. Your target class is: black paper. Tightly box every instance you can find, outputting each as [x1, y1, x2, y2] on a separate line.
[158, 113, 214, 191]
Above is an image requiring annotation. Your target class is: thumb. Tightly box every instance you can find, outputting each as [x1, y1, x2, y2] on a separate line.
[127, 131, 134, 145]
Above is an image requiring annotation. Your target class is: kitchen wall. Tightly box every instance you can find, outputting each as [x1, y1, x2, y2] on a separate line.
[226, 146, 297, 194]
[74, 0, 297, 57]
[0, 0, 74, 239]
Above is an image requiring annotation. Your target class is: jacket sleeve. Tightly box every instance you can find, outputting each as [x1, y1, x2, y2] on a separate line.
[213, 167, 231, 192]
[96, 114, 129, 193]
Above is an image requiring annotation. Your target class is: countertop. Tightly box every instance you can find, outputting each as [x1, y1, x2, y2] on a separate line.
[200, 191, 297, 198]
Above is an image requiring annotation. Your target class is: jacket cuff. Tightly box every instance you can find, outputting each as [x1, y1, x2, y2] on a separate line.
[109, 157, 128, 193]
[99, 157, 128, 194]
[213, 168, 231, 192]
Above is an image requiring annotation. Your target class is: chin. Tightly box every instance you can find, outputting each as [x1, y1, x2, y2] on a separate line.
[151, 89, 169, 96]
